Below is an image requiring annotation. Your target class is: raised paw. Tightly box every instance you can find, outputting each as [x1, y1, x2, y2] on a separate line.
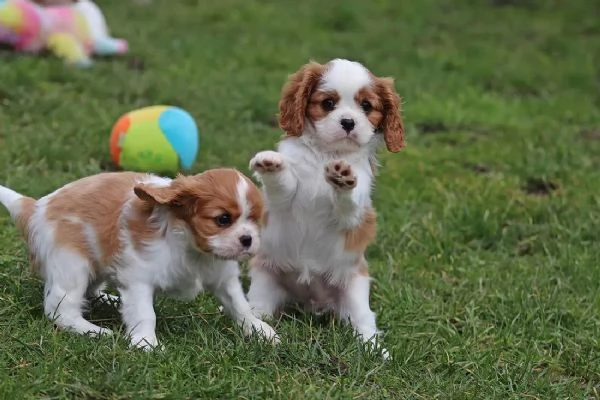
[325, 160, 357, 191]
[250, 151, 284, 174]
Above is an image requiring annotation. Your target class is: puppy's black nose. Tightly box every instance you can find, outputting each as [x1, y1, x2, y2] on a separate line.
[340, 118, 355, 132]
[239, 235, 253, 248]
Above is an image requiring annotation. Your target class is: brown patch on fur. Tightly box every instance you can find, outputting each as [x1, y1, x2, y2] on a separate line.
[134, 169, 263, 253]
[307, 90, 340, 122]
[15, 197, 38, 274]
[15, 197, 36, 239]
[355, 87, 385, 128]
[372, 77, 405, 152]
[45, 172, 145, 272]
[262, 210, 269, 226]
[344, 208, 377, 253]
[278, 61, 327, 136]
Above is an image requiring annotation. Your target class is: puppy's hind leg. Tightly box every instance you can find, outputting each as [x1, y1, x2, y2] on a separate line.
[43, 250, 112, 337]
[337, 266, 389, 360]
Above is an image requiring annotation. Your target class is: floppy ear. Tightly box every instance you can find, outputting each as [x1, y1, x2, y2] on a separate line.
[375, 77, 405, 153]
[134, 183, 180, 205]
[278, 61, 326, 136]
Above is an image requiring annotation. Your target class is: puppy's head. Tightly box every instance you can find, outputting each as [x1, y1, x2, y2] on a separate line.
[133, 169, 263, 260]
[278, 58, 404, 153]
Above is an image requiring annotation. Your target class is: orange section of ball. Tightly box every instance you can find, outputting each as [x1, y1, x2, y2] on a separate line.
[110, 115, 131, 166]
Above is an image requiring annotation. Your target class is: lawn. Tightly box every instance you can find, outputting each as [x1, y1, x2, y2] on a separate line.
[0, 0, 599, 398]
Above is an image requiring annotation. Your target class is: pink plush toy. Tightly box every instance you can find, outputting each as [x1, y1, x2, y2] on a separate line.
[0, 0, 128, 67]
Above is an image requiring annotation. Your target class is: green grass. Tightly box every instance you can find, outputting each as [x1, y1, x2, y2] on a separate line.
[1, 0, 599, 398]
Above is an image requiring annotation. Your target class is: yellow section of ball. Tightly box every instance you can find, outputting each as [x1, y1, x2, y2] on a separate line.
[120, 118, 179, 173]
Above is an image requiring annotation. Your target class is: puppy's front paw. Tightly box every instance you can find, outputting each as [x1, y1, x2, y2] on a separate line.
[243, 318, 280, 345]
[250, 151, 284, 174]
[366, 335, 391, 360]
[87, 327, 113, 337]
[130, 334, 161, 352]
[325, 160, 356, 191]
[249, 304, 276, 320]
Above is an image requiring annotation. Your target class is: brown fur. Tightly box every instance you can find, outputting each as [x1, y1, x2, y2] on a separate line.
[344, 208, 377, 253]
[280, 61, 404, 152]
[44, 172, 145, 272]
[372, 76, 405, 153]
[15, 197, 36, 239]
[15, 197, 38, 274]
[307, 90, 340, 122]
[278, 62, 327, 136]
[134, 169, 263, 252]
[355, 87, 385, 128]
[18, 169, 261, 275]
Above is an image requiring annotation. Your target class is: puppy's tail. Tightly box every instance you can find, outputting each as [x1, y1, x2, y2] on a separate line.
[0, 185, 36, 238]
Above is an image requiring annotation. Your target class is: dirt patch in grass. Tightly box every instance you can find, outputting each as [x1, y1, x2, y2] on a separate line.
[522, 177, 559, 196]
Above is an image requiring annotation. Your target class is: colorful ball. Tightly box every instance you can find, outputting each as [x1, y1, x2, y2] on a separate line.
[110, 105, 199, 173]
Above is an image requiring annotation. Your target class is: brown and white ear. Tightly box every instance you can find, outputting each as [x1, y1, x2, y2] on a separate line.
[278, 61, 326, 136]
[133, 184, 179, 205]
[375, 77, 405, 153]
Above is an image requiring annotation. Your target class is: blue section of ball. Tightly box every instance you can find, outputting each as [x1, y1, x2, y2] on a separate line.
[158, 107, 199, 170]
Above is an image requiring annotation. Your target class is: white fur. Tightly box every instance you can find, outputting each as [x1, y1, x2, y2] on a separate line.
[0, 185, 23, 219]
[305, 59, 382, 154]
[0, 173, 277, 350]
[248, 59, 389, 358]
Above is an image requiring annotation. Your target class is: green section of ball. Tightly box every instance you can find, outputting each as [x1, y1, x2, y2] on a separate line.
[119, 120, 179, 173]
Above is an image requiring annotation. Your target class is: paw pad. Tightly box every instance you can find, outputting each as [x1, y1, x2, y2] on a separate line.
[250, 151, 284, 173]
[325, 160, 357, 190]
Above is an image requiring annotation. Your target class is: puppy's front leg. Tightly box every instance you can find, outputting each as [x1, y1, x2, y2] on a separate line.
[325, 160, 366, 229]
[119, 283, 159, 351]
[208, 261, 279, 343]
[249, 151, 298, 205]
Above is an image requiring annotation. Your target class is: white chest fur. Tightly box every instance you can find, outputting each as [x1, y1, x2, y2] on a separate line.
[113, 224, 222, 301]
[258, 139, 374, 287]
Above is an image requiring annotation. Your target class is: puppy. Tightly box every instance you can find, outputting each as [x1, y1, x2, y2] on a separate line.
[0, 169, 277, 349]
[247, 58, 404, 358]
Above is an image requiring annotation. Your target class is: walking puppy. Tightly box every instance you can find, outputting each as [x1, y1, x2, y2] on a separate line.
[247, 58, 404, 358]
[0, 169, 277, 349]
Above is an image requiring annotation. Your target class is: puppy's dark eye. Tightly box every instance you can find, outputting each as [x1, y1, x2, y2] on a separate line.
[215, 213, 232, 227]
[321, 99, 336, 111]
[360, 100, 373, 113]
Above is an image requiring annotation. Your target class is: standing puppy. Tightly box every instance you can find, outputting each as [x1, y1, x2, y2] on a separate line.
[0, 169, 277, 350]
[247, 58, 404, 358]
